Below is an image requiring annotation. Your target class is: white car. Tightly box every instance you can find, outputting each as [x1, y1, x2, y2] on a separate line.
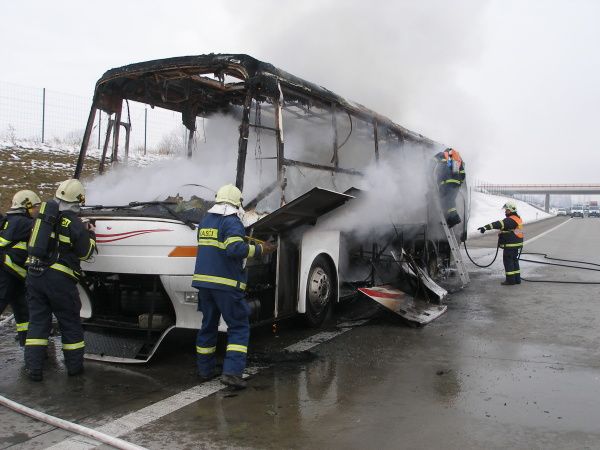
[557, 208, 567, 216]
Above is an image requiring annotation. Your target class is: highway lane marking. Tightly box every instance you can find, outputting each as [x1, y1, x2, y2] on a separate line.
[46, 320, 367, 449]
[524, 217, 572, 246]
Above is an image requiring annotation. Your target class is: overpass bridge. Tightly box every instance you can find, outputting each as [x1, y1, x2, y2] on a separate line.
[477, 184, 600, 212]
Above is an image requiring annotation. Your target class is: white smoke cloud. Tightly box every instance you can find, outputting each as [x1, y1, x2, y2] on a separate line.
[223, 0, 490, 176]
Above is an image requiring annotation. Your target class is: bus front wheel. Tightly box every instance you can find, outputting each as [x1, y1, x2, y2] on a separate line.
[304, 255, 335, 327]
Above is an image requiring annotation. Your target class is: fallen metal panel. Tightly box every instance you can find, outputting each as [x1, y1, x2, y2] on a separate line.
[358, 285, 447, 325]
[84, 326, 175, 364]
[250, 187, 354, 234]
[391, 249, 448, 302]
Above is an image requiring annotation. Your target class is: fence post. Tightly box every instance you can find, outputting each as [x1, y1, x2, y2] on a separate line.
[41, 88, 46, 143]
[144, 108, 147, 155]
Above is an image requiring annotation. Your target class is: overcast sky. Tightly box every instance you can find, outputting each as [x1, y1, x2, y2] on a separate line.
[2, 0, 599, 184]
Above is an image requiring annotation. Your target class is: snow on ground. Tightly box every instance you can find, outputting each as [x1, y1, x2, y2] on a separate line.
[467, 190, 553, 236]
[0, 139, 168, 166]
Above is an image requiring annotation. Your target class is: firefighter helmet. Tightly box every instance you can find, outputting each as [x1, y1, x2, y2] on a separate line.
[215, 184, 242, 207]
[56, 179, 86, 204]
[502, 201, 517, 212]
[11, 190, 41, 210]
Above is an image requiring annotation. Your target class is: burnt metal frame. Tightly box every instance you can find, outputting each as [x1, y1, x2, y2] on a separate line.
[75, 54, 438, 197]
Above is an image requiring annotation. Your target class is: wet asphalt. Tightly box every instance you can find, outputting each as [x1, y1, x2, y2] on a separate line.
[2, 216, 600, 449]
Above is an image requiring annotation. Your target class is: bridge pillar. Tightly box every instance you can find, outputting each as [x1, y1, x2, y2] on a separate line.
[545, 193, 550, 213]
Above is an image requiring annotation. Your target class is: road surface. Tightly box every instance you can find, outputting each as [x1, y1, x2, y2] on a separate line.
[1, 215, 599, 449]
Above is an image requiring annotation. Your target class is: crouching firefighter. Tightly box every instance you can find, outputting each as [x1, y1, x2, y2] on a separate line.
[192, 184, 276, 390]
[0, 190, 41, 346]
[478, 201, 524, 285]
[434, 147, 466, 228]
[24, 179, 96, 381]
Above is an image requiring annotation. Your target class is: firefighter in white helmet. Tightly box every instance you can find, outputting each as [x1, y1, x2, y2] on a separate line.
[24, 179, 96, 381]
[478, 201, 524, 285]
[192, 184, 275, 389]
[0, 190, 41, 346]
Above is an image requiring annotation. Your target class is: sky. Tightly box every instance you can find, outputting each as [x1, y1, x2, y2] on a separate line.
[1, 0, 599, 184]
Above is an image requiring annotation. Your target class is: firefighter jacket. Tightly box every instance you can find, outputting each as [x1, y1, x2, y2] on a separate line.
[435, 150, 466, 186]
[483, 213, 524, 248]
[192, 213, 262, 292]
[0, 211, 33, 279]
[50, 211, 96, 281]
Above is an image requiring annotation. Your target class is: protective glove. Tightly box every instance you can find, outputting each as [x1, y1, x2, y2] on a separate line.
[260, 241, 277, 255]
[478, 226, 486, 234]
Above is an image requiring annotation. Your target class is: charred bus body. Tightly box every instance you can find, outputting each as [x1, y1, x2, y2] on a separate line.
[74, 54, 468, 362]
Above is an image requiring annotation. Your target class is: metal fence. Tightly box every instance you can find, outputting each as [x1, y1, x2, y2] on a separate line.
[0, 81, 188, 155]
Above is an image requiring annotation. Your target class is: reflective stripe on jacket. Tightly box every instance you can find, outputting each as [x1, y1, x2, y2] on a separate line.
[192, 212, 261, 292]
[0, 212, 33, 279]
[49, 211, 96, 281]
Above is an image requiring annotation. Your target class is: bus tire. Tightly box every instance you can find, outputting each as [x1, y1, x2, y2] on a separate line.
[304, 255, 335, 328]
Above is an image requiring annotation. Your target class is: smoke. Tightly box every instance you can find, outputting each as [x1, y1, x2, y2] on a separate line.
[85, 114, 243, 206]
[223, 0, 490, 175]
[83, 110, 446, 240]
[315, 144, 438, 238]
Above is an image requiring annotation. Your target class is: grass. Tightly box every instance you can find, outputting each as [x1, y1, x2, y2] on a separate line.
[0, 146, 98, 211]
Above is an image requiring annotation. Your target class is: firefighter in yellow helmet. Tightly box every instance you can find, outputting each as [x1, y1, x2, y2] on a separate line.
[0, 190, 41, 346]
[478, 201, 524, 285]
[192, 184, 275, 389]
[24, 179, 96, 381]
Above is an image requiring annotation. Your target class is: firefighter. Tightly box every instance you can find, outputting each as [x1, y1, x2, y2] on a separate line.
[478, 201, 524, 285]
[24, 179, 96, 381]
[435, 147, 466, 228]
[192, 184, 275, 389]
[0, 190, 41, 346]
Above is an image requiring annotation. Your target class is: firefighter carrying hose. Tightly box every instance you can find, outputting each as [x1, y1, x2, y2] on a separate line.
[0, 190, 41, 346]
[24, 179, 96, 381]
[192, 184, 275, 389]
[478, 201, 524, 285]
[435, 147, 466, 228]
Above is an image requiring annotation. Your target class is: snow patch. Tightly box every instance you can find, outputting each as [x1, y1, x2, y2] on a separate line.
[467, 190, 553, 236]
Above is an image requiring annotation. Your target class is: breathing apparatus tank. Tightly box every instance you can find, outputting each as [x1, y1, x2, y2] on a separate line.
[447, 149, 460, 176]
[27, 199, 60, 265]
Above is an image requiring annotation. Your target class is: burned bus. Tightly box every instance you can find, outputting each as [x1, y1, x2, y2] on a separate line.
[74, 54, 468, 362]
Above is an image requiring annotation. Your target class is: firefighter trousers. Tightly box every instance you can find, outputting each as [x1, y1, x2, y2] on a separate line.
[195, 287, 250, 377]
[0, 271, 28, 346]
[24, 269, 84, 374]
[439, 183, 461, 227]
[502, 247, 521, 284]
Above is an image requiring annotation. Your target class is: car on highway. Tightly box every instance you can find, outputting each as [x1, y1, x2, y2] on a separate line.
[571, 205, 585, 218]
[557, 208, 568, 216]
[588, 206, 600, 217]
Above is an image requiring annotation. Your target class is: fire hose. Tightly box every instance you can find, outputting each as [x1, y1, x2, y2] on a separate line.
[463, 240, 600, 284]
[459, 189, 600, 284]
[0, 394, 147, 450]
[0, 314, 14, 326]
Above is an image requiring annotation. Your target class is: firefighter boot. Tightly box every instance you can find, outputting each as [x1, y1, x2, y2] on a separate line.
[198, 368, 220, 382]
[501, 276, 516, 286]
[221, 374, 247, 390]
[446, 211, 462, 228]
[27, 369, 43, 382]
[64, 348, 85, 377]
